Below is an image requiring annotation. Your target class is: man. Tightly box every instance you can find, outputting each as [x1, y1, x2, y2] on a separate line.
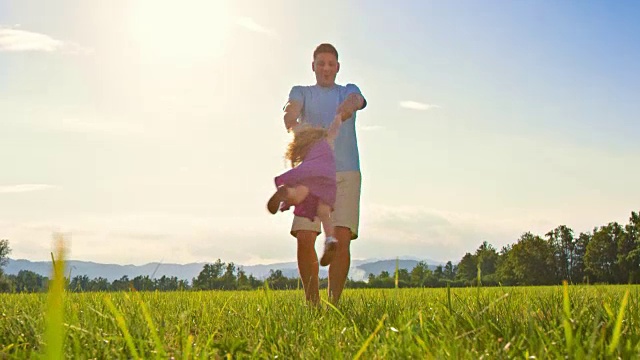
[282, 43, 366, 305]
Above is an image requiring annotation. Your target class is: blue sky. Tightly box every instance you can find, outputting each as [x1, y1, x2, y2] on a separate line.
[1, 0, 639, 266]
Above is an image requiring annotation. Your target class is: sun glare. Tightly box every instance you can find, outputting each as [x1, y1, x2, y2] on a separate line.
[128, 0, 231, 63]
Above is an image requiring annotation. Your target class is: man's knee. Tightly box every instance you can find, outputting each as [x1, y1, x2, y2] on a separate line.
[335, 226, 352, 240]
[334, 227, 352, 251]
[296, 230, 318, 248]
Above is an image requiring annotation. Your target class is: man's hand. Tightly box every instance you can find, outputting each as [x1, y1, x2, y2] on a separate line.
[336, 93, 365, 121]
[283, 100, 303, 132]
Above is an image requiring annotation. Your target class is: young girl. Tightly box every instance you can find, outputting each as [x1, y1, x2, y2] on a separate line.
[267, 114, 343, 266]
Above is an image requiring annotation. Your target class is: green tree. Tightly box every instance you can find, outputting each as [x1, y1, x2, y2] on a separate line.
[89, 277, 111, 291]
[456, 253, 476, 282]
[496, 245, 516, 285]
[506, 232, 556, 285]
[475, 241, 499, 277]
[397, 268, 411, 287]
[236, 268, 250, 290]
[367, 273, 376, 284]
[179, 279, 191, 290]
[111, 275, 130, 291]
[546, 225, 575, 282]
[14, 270, 48, 292]
[572, 232, 590, 283]
[155, 275, 179, 291]
[584, 223, 620, 283]
[247, 274, 262, 289]
[221, 262, 237, 290]
[410, 261, 430, 286]
[443, 261, 456, 280]
[0, 276, 13, 292]
[193, 259, 225, 290]
[132, 275, 155, 291]
[621, 211, 640, 283]
[370, 270, 395, 288]
[266, 269, 293, 290]
[69, 275, 90, 292]
[0, 239, 10, 276]
[433, 265, 444, 279]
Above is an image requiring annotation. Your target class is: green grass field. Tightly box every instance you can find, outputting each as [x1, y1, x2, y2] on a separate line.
[1, 284, 638, 359]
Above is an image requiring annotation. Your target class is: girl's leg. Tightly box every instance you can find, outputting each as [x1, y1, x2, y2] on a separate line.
[317, 202, 337, 266]
[267, 184, 310, 214]
[316, 202, 334, 238]
[287, 185, 310, 205]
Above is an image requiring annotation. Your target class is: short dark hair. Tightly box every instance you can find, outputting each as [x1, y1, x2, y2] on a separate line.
[313, 43, 338, 60]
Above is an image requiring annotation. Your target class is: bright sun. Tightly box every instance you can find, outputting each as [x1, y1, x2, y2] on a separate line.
[128, 0, 231, 63]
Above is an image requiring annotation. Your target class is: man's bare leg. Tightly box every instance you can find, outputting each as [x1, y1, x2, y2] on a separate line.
[328, 226, 351, 304]
[296, 229, 320, 305]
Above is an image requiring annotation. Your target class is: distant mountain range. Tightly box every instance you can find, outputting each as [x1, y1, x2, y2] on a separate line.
[4, 257, 444, 282]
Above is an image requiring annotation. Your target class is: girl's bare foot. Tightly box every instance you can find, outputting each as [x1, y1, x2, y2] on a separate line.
[319, 236, 337, 266]
[267, 186, 288, 214]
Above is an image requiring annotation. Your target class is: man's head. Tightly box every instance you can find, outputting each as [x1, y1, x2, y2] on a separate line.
[312, 43, 339, 87]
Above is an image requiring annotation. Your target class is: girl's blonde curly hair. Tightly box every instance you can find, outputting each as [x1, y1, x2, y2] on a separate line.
[285, 125, 328, 167]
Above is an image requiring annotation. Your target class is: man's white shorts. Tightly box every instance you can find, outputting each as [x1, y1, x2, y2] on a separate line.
[290, 171, 361, 240]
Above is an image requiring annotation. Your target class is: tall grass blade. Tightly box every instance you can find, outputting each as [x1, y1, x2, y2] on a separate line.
[105, 296, 140, 359]
[447, 282, 452, 314]
[43, 233, 67, 360]
[321, 298, 346, 320]
[607, 290, 629, 355]
[136, 293, 166, 358]
[183, 334, 193, 360]
[562, 280, 573, 352]
[354, 314, 387, 360]
[395, 257, 399, 289]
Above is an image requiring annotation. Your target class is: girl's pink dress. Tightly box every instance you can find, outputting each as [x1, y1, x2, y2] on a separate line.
[274, 139, 337, 221]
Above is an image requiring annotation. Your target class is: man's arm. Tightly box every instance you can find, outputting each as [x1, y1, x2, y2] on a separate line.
[336, 93, 366, 122]
[283, 100, 303, 132]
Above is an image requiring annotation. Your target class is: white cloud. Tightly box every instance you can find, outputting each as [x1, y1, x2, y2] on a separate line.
[0, 27, 63, 52]
[399, 101, 440, 111]
[0, 26, 91, 54]
[2, 203, 619, 269]
[358, 204, 541, 261]
[0, 26, 89, 54]
[1, 206, 519, 266]
[235, 17, 277, 38]
[0, 184, 58, 194]
[0, 212, 296, 265]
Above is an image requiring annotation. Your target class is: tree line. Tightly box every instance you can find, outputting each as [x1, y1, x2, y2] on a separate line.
[0, 210, 638, 292]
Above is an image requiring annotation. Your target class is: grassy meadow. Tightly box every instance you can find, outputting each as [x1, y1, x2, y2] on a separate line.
[1, 284, 639, 359]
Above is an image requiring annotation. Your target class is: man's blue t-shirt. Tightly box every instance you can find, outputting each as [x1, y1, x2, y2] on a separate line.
[288, 83, 366, 172]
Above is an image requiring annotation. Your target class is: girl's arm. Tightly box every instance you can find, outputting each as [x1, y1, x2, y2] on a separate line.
[327, 114, 342, 146]
[336, 92, 366, 121]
